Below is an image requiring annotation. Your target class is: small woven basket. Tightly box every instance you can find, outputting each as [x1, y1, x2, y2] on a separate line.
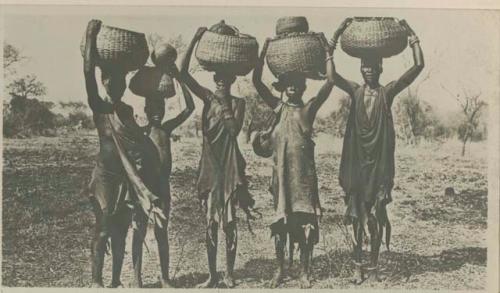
[195, 30, 259, 76]
[266, 32, 326, 80]
[80, 24, 149, 71]
[129, 66, 175, 98]
[276, 16, 309, 35]
[341, 17, 408, 58]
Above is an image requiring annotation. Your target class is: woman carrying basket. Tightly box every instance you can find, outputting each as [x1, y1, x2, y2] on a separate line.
[180, 27, 255, 288]
[83, 20, 165, 288]
[252, 34, 335, 288]
[332, 18, 424, 284]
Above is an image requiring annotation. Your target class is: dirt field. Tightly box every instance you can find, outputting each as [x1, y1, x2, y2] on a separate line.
[2, 131, 487, 289]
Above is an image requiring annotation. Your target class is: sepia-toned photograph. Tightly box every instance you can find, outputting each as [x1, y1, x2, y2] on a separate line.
[1, 2, 499, 290]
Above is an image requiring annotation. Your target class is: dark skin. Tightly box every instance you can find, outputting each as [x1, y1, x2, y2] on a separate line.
[131, 66, 194, 288]
[180, 27, 245, 289]
[252, 33, 334, 289]
[331, 18, 424, 284]
[84, 19, 139, 288]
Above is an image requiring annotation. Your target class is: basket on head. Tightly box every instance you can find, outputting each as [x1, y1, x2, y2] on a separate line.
[340, 17, 408, 59]
[80, 24, 149, 72]
[129, 66, 175, 98]
[266, 33, 326, 80]
[151, 42, 177, 68]
[195, 21, 259, 76]
[276, 16, 309, 35]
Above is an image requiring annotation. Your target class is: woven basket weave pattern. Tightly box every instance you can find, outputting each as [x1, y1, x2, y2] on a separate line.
[80, 25, 149, 71]
[266, 33, 326, 80]
[276, 17, 309, 35]
[195, 31, 258, 76]
[341, 18, 408, 58]
[129, 67, 175, 98]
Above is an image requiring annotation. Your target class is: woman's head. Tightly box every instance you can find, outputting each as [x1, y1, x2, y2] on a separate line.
[360, 57, 383, 86]
[100, 66, 127, 103]
[213, 72, 236, 94]
[272, 72, 306, 101]
[144, 96, 165, 126]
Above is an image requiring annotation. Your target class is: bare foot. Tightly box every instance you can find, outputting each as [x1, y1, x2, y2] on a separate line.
[109, 281, 124, 288]
[196, 276, 218, 288]
[365, 266, 384, 283]
[159, 277, 175, 288]
[299, 273, 311, 289]
[91, 281, 104, 288]
[222, 274, 235, 288]
[350, 266, 364, 285]
[269, 269, 283, 288]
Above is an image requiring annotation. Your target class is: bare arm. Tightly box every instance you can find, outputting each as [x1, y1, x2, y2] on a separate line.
[386, 20, 425, 103]
[233, 99, 246, 135]
[252, 38, 280, 109]
[162, 82, 195, 132]
[330, 18, 359, 97]
[308, 34, 335, 119]
[83, 20, 112, 114]
[179, 27, 212, 103]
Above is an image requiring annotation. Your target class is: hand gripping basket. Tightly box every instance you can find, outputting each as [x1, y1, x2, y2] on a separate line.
[80, 24, 149, 71]
[195, 30, 259, 76]
[340, 17, 408, 58]
[129, 66, 175, 99]
[266, 32, 326, 80]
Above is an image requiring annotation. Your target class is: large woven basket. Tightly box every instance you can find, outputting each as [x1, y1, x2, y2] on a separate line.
[129, 66, 175, 98]
[340, 17, 408, 58]
[266, 33, 326, 80]
[276, 16, 309, 35]
[195, 30, 259, 76]
[80, 24, 149, 71]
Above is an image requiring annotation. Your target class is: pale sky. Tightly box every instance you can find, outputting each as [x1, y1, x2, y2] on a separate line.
[2, 5, 499, 119]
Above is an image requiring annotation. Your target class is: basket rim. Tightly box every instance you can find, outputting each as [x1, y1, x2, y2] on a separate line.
[99, 24, 146, 37]
[351, 17, 397, 21]
[200, 30, 257, 41]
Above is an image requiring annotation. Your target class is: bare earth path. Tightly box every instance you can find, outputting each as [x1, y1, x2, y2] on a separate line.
[2, 132, 487, 289]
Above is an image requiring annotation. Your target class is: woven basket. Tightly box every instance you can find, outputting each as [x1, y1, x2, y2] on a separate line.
[195, 30, 259, 76]
[80, 24, 149, 71]
[276, 16, 309, 35]
[129, 66, 175, 98]
[266, 33, 326, 80]
[341, 17, 408, 58]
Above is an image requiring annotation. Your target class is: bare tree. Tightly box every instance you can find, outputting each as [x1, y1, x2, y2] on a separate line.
[3, 43, 26, 73]
[7, 74, 47, 99]
[441, 84, 486, 156]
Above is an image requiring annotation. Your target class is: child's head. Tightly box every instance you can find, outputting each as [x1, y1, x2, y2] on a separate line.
[144, 96, 165, 127]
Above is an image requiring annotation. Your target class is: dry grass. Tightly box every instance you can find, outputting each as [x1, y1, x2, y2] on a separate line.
[2, 132, 487, 289]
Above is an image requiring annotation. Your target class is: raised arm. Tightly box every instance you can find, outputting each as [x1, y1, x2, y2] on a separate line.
[308, 34, 335, 119]
[386, 20, 425, 102]
[252, 38, 280, 109]
[162, 80, 195, 132]
[83, 20, 113, 114]
[179, 27, 212, 102]
[330, 18, 359, 97]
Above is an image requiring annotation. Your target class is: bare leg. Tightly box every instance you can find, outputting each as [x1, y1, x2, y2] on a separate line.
[351, 220, 364, 285]
[366, 214, 383, 282]
[155, 215, 173, 287]
[223, 222, 237, 288]
[270, 232, 286, 288]
[288, 236, 294, 269]
[90, 205, 108, 288]
[110, 220, 128, 288]
[197, 221, 219, 288]
[132, 214, 147, 288]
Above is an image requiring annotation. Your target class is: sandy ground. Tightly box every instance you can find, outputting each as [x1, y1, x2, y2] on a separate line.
[2, 131, 487, 289]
